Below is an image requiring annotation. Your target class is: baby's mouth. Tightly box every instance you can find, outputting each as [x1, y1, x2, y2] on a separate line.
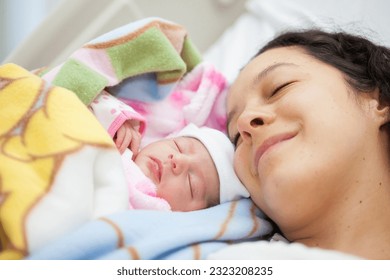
[149, 156, 162, 183]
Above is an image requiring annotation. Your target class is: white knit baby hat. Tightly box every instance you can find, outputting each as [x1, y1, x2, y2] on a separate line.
[176, 123, 249, 203]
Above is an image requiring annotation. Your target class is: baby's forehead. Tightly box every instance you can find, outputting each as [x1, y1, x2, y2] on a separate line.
[176, 136, 205, 149]
[180, 136, 199, 142]
[159, 135, 200, 149]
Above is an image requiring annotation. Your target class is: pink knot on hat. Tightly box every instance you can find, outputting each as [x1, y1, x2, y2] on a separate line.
[176, 123, 250, 203]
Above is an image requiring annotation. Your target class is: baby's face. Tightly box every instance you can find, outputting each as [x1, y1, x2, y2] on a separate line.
[133, 137, 220, 211]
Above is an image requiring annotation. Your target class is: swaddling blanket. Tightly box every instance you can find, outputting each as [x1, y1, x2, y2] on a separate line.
[27, 199, 273, 260]
[40, 17, 228, 145]
[40, 17, 201, 106]
[0, 63, 129, 259]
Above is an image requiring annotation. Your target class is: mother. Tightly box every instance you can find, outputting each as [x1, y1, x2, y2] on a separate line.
[226, 29, 390, 259]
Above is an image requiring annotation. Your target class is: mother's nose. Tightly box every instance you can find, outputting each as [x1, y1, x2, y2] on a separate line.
[236, 108, 275, 142]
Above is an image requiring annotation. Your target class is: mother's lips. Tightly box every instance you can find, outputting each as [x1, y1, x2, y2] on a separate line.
[254, 132, 296, 167]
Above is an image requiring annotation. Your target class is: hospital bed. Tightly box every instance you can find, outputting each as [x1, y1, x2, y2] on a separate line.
[1, 0, 389, 260]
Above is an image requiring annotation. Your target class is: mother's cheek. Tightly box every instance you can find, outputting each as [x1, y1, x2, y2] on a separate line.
[233, 150, 252, 187]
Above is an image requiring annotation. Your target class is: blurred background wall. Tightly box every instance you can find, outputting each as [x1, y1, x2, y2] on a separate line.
[0, 0, 62, 61]
[0, 0, 245, 69]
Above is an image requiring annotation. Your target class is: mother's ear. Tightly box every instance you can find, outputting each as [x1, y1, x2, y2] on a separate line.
[366, 88, 390, 127]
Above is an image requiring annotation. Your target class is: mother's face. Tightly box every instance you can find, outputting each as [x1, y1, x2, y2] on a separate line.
[227, 47, 383, 229]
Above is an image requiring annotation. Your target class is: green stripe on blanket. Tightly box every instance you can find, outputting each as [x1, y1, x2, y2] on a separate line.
[42, 18, 202, 105]
[107, 27, 190, 83]
[52, 59, 108, 105]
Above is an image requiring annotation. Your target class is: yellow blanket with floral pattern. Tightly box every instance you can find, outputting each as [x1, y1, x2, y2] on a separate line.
[0, 63, 129, 259]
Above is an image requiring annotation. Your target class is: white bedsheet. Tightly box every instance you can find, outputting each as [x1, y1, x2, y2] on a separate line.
[204, 0, 390, 84]
[207, 240, 362, 260]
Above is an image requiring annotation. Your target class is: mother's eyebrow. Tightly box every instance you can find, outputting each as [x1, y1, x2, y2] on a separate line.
[252, 62, 299, 89]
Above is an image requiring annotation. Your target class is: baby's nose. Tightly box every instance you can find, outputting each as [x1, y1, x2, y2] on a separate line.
[169, 154, 189, 175]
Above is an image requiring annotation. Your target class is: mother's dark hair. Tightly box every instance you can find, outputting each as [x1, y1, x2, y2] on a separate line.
[255, 29, 390, 131]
